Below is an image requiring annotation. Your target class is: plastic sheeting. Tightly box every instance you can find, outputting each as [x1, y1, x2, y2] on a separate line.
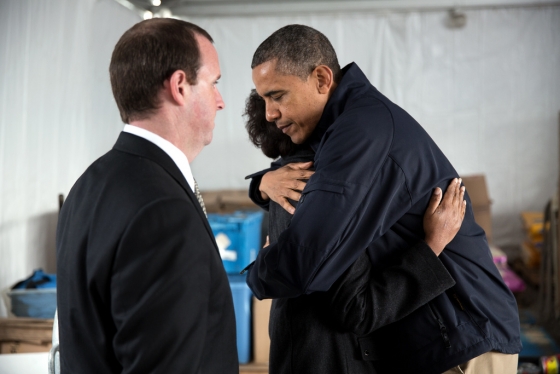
[0, 0, 559, 316]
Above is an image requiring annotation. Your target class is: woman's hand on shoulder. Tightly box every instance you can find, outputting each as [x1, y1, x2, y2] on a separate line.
[423, 178, 466, 256]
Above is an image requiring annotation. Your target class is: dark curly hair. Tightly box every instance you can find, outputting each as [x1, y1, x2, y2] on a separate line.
[244, 89, 299, 159]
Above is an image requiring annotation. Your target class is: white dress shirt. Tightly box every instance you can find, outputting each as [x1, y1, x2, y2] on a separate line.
[123, 125, 195, 193]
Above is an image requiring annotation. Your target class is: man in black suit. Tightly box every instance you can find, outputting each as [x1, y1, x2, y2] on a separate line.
[56, 19, 238, 373]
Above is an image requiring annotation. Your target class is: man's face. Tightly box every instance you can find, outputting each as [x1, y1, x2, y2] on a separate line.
[252, 60, 326, 144]
[188, 34, 225, 147]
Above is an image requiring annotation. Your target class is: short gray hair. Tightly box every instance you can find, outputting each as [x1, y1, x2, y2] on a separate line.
[251, 24, 341, 82]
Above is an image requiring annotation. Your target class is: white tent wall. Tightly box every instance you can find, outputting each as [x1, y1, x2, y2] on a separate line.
[0, 0, 558, 317]
[186, 5, 560, 246]
[0, 0, 141, 316]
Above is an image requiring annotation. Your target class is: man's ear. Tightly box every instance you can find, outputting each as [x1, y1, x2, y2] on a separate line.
[313, 65, 334, 94]
[165, 70, 190, 106]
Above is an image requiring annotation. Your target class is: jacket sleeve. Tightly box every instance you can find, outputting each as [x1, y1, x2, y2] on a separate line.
[110, 198, 215, 373]
[245, 159, 283, 211]
[326, 242, 455, 336]
[247, 105, 416, 299]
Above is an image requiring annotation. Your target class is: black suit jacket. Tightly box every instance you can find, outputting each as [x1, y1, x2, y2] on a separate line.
[56, 132, 238, 373]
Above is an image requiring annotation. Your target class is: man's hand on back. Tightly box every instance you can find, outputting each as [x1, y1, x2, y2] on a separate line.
[259, 161, 314, 214]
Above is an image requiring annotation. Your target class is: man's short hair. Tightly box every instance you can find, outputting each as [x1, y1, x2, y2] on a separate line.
[251, 24, 341, 82]
[109, 18, 213, 124]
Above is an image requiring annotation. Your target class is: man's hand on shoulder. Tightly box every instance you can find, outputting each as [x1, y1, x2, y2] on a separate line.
[259, 161, 314, 214]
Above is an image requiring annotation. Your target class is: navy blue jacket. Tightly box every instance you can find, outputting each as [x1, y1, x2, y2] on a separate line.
[246, 63, 521, 373]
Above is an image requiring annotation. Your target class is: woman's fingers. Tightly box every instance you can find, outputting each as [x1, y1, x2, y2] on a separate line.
[427, 187, 443, 215]
[423, 178, 467, 256]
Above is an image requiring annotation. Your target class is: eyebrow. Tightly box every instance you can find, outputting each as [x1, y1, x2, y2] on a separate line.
[262, 90, 284, 98]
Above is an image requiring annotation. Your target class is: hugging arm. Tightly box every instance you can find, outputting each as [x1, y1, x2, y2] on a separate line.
[326, 179, 466, 335]
[247, 161, 314, 214]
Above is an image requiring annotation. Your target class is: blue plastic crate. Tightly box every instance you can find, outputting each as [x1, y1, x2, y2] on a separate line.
[208, 211, 263, 274]
[228, 274, 252, 364]
[9, 289, 57, 319]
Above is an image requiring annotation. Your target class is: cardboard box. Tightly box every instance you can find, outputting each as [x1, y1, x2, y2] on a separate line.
[252, 297, 271, 364]
[520, 211, 544, 244]
[0, 341, 52, 354]
[521, 241, 541, 269]
[240, 362, 268, 374]
[0, 317, 53, 354]
[461, 175, 493, 243]
[201, 189, 258, 213]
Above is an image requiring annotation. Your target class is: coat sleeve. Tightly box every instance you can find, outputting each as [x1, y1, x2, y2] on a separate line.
[110, 198, 213, 373]
[245, 158, 283, 211]
[247, 104, 415, 299]
[326, 242, 455, 336]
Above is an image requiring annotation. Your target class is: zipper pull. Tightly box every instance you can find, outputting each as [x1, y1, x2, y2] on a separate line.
[453, 294, 465, 311]
[240, 261, 255, 275]
[438, 321, 451, 349]
[428, 303, 451, 349]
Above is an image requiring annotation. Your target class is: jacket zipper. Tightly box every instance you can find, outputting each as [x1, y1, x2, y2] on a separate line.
[453, 293, 465, 310]
[452, 293, 488, 338]
[428, 302, 451, 349]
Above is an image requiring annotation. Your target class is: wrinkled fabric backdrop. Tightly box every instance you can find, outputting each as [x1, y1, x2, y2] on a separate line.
[0, 0, 558, 316]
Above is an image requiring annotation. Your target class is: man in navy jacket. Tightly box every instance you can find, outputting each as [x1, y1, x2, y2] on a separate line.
[246, 24, 521, 373]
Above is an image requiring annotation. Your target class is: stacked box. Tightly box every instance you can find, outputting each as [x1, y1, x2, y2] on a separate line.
[201, 189, 258, 214]
[0, 318, 53, 354]
[228, 275, 252, 364]
[253, 297, 272, 363]
[207, 211, 264, 274]
[520, 211, 544, 269]
[462, 175, 493, 243]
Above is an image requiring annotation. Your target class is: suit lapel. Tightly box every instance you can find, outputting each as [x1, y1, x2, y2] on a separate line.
[113, 132, 219, 253]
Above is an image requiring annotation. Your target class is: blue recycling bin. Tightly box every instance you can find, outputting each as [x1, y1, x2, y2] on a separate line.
[228, 274, 252, 364]
[207, 211, 264, 274]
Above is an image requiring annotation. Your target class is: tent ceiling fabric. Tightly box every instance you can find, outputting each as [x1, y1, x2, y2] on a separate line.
[123, 0, 560, 17]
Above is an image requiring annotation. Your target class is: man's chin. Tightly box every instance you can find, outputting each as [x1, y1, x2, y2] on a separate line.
[289, 134, 303, 144]
[204, 135, 213, 146]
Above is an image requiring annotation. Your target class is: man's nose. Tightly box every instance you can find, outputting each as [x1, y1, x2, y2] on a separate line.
[265, 105, 280, 122]
[216, 88, 225, 110]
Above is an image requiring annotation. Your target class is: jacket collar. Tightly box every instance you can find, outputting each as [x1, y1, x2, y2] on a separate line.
[113, 132, 218, 251]
[308, 62, 371, 151]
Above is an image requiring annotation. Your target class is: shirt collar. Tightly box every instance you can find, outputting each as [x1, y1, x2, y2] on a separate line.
[123, 124, 195, 193]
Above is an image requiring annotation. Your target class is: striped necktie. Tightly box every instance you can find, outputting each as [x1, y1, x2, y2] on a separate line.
[194, 179, 207, 218]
